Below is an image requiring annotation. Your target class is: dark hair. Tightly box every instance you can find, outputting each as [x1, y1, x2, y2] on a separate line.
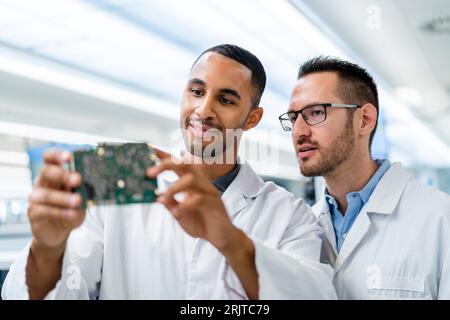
[298, 56, 379, 149]
[192, 44, 266, 108]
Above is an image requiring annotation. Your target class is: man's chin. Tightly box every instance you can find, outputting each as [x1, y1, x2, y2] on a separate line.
[187, 143, 224, 158]
[300, 161, 321, 177]
[300, 168, 315, 177]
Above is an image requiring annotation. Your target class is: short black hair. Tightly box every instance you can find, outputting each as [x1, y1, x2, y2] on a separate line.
[192, 44, 266, 108]
[298, 56, 379, 149]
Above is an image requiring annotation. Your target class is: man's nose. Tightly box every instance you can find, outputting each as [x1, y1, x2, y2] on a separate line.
[195, 95, 215, 119]
[292, 115, 311, 139]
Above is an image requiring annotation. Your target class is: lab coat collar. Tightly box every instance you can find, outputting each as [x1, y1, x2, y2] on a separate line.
[229, 161, 264, 199]
[222, 162, 265, 218]
[312, 162, 413, 271]
[312, 162, 412, 217]
[364, 162, 412, 215]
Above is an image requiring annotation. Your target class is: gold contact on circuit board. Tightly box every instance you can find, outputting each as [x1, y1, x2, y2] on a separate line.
[97, 147, 105, 157]
[150, 153, 158, 162]
[117, 179, 125, 188]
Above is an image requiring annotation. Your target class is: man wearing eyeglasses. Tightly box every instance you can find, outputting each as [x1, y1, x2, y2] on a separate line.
[279, 56, 450, 299]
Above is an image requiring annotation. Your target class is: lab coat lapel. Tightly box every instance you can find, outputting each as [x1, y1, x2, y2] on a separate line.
[221, 162, 264, 218]
[364, 162, 412, 215]
[334, 209, 371, 272]
[334, 162, 412, 272]
[313, 198, 338, 259]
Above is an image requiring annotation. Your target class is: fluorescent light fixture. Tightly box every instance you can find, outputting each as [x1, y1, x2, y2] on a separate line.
[0, 120, 125, 145]
[0, 0, 189, 121]
[0, 50, 179, 121]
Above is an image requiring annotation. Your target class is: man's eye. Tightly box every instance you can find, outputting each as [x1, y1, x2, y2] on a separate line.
[219, 97, 233, 105]
[308, 109, 324, 117]
[191, 89, 203, 96]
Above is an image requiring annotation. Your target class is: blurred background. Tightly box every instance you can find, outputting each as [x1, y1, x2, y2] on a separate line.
[1, 0, 450, 290]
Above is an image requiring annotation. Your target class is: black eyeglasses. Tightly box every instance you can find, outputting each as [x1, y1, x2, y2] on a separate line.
[278, 103, 362, 131]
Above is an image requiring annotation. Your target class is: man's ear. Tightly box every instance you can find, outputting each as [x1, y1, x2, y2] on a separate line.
[359, 103, 377, 137]
[243, 107, 264, 131]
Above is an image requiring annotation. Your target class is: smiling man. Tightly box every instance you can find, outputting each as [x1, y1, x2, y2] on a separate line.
[2, 45, 335, 300]
[279, 56, 450, 299]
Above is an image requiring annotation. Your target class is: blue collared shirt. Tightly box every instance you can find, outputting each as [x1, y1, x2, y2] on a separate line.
[325, 159, 391, 252]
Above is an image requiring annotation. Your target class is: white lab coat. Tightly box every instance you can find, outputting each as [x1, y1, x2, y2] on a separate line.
[312, 162, 450, 299]
[3, 162, 336, 300]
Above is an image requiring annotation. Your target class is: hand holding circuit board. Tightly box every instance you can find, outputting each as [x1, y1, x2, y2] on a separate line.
[26, 144, 256, 300]
[25, 144, 160, 299]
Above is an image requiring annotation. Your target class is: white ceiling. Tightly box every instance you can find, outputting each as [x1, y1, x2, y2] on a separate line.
[0, 0, 449, 175]
[0, 0, 351, 185]
[299, 0, 450, 146]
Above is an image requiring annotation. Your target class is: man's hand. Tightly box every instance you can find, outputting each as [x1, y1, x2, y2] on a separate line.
[147, 152, 259, 299]
[26, 150, 85, 299]
[147, 156, 236, 250]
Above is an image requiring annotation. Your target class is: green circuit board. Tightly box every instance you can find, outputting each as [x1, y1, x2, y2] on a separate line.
[72, 143, 159, 207]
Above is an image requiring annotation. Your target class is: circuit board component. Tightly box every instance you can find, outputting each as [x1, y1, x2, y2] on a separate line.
[72, 143, 159, 207]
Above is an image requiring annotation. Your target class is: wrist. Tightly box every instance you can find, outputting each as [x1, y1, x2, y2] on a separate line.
[218, 227, 254, 263]
[30, 238, 66, 269]
[27, 239, 66, 299]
